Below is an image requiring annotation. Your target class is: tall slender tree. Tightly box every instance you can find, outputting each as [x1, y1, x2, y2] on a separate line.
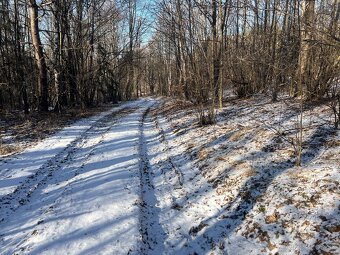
[28, 0, 48, 111]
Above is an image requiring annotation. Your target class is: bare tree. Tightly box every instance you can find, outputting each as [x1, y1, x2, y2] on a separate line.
[28, 0, 48, 111]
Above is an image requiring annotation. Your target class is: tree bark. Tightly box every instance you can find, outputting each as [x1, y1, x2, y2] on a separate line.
[298, 0, 316, 99]
[28, 0, 48, 111]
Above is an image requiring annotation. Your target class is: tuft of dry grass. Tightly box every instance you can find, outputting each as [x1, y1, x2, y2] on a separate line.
[229, 126, 251, 142]
[0, 144, 20, 155]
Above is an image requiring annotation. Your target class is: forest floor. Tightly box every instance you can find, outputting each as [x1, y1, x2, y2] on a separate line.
[0, 105, 113, 157]
[0, 97, 339, 255]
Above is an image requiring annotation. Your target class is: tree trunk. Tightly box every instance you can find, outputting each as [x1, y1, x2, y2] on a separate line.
[298, 0, 316, 99]
[28, 0, 48, 111]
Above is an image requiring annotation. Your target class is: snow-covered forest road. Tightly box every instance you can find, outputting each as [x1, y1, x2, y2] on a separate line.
[0, 98, 339, 255]
[0, 99, 168, 254]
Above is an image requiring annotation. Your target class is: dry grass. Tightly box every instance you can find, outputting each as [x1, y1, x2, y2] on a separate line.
[198, 149, 210, 161]
[0, 144, 20, 155]
[229, 126, 251, 142]
[326, 139, 340, 148]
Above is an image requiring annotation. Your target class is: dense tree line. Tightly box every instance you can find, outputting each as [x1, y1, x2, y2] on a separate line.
[0, 0, 339, 120]
[0, 0, 146, 113]
[146, 0, 340, 123]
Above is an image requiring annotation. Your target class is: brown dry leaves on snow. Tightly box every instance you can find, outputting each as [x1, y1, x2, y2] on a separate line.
[153, 95, 340, 255]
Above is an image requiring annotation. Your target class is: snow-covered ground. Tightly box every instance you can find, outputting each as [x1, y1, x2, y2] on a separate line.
[0, 97, 339, 255]
[149, 96, 339, 255]
[0, 100, 152, 254]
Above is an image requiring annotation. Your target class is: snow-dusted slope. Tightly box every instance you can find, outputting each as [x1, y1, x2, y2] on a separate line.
[148, 97, 340, 255]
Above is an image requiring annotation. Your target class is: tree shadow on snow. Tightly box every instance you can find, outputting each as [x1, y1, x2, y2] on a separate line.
[168, 124, 334, 254]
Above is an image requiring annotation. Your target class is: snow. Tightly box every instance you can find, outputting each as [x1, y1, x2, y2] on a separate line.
[148, 96, 339, 254]
[0, 100, 150, 254]
[0, 103, 126, 197]
[0, 96, 339, 255]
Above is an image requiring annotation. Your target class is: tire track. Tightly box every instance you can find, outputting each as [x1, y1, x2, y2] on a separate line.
[6, 107, 139, 254]
[138, 104, 166, 254]
[0, 107, 135, 224]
